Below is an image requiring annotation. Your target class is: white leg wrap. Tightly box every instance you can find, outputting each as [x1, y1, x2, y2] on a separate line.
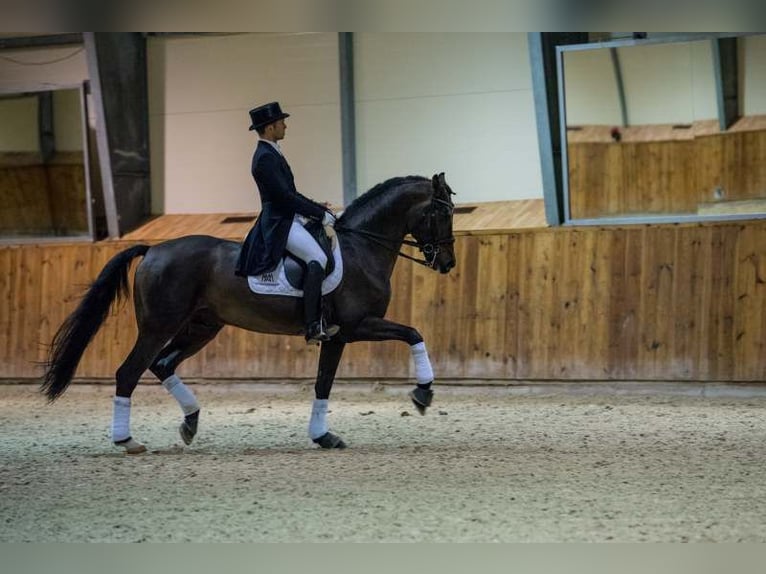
[308, 399, 329, 440]
[112, 396, 132, 442]
[161, 374, 200, 415]
[411, 342, 434, 385]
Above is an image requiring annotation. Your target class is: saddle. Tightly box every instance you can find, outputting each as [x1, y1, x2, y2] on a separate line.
[247, 220, 343, 298]
[283, 219, 336, 289]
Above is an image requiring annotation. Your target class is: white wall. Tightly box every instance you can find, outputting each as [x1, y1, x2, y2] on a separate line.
[53, 89, 84, 152]
[0, 46, 88, 153]
[147, 33, 342, 214]
[354, 33, 543, 202]
[0, 46, 88, 93]
[0, 96, 38, 152]
[564, 40, 719, 127]
[743, 34, 766, 116]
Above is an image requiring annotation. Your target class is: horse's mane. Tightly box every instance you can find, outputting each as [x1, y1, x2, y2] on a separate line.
[338, 175, 428, 224]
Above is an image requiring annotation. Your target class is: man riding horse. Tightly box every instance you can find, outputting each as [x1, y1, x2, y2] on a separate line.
[235, 101, 339, 344]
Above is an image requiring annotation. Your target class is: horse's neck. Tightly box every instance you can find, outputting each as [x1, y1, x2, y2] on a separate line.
[343, 187, 429, 276]
[353, 187, 428, 240]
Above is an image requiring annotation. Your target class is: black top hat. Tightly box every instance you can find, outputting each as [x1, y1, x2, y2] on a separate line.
[248, 101, 290, 131]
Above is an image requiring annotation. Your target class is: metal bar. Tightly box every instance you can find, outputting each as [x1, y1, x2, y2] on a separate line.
[557, 32, 751, 53]
[566, 212, 766, 226]
[610, 48, 629, 127]
[83, 33, 119, 239]
[338, 32, 357, 207]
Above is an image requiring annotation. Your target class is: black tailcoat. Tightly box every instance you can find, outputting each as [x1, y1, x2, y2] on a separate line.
[235, 141, 327, 277]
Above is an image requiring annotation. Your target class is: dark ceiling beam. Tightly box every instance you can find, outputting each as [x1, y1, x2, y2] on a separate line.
[84, 33, 151, 238]
[338, 32, 357, 206]
[712, 37, 740, 132]
[0, 34, 83, 50]
[528, 32, 589, 226]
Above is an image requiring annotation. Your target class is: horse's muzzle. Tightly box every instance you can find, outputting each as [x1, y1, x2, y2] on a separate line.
[437, 259, 456, 274]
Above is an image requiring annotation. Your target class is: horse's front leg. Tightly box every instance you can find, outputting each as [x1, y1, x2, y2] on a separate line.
[310, 339, 347, 449]
[345, 316, 434, 415]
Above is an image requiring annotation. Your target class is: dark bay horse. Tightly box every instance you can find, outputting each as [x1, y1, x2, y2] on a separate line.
[41, 173, 457, 453]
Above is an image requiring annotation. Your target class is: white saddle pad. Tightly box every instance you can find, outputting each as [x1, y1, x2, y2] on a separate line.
[247, 241, 343, 298]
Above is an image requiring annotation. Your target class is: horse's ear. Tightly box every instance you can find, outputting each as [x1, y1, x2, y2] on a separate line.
[432, 172, 446, 192]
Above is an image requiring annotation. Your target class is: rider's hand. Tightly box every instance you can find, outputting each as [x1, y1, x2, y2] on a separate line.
[322, 211, 336, 228]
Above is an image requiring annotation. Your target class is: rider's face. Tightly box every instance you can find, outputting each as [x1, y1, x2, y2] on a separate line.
[271, 119, 287, 141]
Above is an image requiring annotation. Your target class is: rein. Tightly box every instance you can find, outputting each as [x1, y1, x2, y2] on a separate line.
[334, 197, 455, 268]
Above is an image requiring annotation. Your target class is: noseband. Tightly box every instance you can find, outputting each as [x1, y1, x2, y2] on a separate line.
[406, 197, 455, 267]
[335, 196, 455, 268]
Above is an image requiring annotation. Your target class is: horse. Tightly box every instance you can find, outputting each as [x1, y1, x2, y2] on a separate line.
[40, 173, 457, 453]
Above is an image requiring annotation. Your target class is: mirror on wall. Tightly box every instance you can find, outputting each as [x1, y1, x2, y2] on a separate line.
[0, 84, 94, 240]
[559, 34, 766, 223]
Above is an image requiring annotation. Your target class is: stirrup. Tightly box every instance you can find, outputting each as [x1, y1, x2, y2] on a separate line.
[305, 319, 340, 344]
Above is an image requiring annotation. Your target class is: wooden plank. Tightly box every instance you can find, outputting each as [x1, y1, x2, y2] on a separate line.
[503, 233, 522, 378]
[606, 227, 641, 378]
[733, 225, 766, 379]
[0, 247, 16, 377]
[706, 226, 739, 379]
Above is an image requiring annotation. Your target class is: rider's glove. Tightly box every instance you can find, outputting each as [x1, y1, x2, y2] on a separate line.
[322, 211, 336, 228]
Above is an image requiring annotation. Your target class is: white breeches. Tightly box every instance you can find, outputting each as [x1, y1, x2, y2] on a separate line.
[286, 217, 327, 268]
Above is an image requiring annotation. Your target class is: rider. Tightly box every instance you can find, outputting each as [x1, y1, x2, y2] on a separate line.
[235, 101, 339, 344]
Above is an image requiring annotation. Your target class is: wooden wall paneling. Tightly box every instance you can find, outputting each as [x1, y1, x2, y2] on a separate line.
[470, 235, 511, 377]
[638, 227, 678, 378]
[672, 226, 711, 379]
[514, 233, 535, 378]
[0, 167, 52, 234]
[46, 164, 88, 234]
[502, 233, 522, 378]
[606, 227, 641, 378]
[14, 246, 44, 377]
[545, 230, 569, 378]
[452, 236, 481, 377]
[0, 247, 16, 377]
[4, 222, 766, 384]
[733, 131, 766, 200]
[694, 135, 724, 205]
[733, 225, 766, 379]
[523, 231, 558, 378]
[546, 229, 586, 378]
[706, 226, 739, 379]
[584, 230, 612, 379]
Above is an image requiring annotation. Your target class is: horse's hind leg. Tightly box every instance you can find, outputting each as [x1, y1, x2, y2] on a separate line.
[113, 329, 177, 454]
[149, 311, 223, 445]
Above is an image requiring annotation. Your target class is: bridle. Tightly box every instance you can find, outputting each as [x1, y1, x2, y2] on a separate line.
[335, 196, 455, 268]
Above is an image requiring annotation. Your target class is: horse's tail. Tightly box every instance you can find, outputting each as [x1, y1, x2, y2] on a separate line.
[40, 244, 151, 402]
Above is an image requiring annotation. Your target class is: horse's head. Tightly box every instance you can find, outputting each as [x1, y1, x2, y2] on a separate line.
[409, 173, 457, 274]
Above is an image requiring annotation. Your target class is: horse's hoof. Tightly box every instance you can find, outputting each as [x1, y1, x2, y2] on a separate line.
[409, 386, 433, 415]
[179, 410, 199, 445]
[312, 432, 347, 449]
[114, 437, 147, 455]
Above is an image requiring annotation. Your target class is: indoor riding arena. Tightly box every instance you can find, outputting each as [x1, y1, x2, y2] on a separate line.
[2, 32, 766, 543]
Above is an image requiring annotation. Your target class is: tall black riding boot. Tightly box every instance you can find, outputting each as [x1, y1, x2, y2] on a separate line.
[304, 261, 339, 344]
